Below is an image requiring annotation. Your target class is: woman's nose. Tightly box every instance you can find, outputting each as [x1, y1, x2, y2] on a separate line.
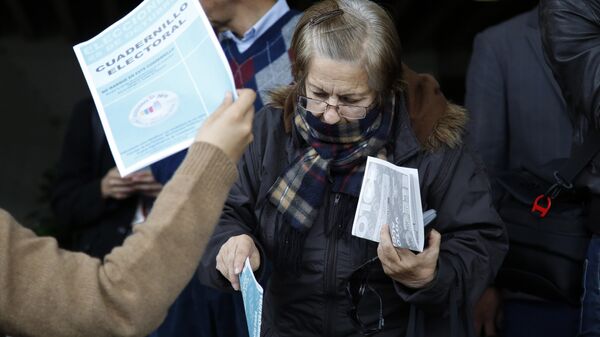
[321, 97, 341, 124]
[322, 104, 341, 124]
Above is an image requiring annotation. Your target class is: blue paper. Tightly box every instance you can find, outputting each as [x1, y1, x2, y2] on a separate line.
[73, 0, 236, 176]
[239, 258, 263, 337]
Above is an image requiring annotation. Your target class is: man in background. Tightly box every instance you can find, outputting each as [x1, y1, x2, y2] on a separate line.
[52, 98, 162, 260]
[465, 4, 580, 336]
[540, 1, 600, 335]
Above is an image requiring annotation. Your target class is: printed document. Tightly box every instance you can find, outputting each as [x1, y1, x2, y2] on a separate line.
[240, 258, 263, 337]
[352, 156, 435, 252]
[73, 0, 236, 176]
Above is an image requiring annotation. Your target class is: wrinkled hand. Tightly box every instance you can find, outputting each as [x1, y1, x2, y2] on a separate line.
[129, 170, 163, 197]
[101, 167, 135, 200]
[377, 224, 441, 288]
[473, 287, 502, 337]
[216, 234, 261, 291]
[195, 89, 256, 163]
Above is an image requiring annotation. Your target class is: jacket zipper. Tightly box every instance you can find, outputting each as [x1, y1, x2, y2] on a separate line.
[324, 193, 341, 336]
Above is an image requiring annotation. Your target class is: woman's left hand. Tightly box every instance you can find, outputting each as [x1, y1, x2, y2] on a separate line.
[377, 224, 441, 289]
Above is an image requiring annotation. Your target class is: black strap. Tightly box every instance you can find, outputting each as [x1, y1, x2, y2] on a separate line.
[556, 130, 600, 186]
[533, 130, 600, 216]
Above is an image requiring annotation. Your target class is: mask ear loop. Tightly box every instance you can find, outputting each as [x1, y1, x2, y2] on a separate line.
[308, 9, 344, 26]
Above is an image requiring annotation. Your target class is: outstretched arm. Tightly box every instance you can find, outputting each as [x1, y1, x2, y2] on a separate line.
[0, 90, 255, 337]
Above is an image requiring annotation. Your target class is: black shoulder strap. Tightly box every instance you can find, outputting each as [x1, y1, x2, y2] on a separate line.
[532, 130, 600, 217]
[557, 130, 600, 186]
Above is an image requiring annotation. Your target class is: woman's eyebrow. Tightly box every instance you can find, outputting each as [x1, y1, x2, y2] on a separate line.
[307, 83, 325, 92]
[307, 83, 368, 98]
[339, 93, 362, 99]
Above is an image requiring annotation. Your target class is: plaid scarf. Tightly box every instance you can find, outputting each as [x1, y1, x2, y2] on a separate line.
[269, 97, 395, 233]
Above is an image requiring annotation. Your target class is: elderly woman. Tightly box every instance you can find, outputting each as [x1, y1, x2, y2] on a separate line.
[199, 0, 507, 336]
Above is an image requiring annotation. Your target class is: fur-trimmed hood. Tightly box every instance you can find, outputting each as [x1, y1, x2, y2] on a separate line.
[269, 65, 468, 151]
[403, 65, 467, 151]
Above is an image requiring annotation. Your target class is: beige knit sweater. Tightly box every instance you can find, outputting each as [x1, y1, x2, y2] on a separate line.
[0, 142, 237, 337]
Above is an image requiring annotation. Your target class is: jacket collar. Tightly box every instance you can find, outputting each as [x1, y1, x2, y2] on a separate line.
[399, 65, 466, 155]
[392, 93, 420, 164]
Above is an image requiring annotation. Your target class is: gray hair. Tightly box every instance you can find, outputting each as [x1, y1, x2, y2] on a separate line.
[269, 0, 403, 116]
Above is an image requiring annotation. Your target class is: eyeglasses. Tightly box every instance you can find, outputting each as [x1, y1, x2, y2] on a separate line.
[345, 256, 384, 336]
[297, 95, 370, 120]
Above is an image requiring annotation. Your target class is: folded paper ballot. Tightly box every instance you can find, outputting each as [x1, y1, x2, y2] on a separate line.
[352, 156, 436, 251]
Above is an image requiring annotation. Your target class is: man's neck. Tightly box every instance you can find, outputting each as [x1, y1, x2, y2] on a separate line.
[229, 0, 277, 37]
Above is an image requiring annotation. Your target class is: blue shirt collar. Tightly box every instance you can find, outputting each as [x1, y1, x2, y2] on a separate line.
[221, 0, 290, 53]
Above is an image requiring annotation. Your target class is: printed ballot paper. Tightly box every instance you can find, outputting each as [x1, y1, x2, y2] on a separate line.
[240, 258, 263, 337]
[352, 156, 436, 252]
[73, 0, 236, 176]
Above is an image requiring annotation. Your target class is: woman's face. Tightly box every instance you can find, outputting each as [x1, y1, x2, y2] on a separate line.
[304, 56, 376, 125]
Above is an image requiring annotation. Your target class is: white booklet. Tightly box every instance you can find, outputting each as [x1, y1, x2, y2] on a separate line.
[73, 0, 236, 176]
[239, 258, 263, 337]
[352, 156, 435, 252]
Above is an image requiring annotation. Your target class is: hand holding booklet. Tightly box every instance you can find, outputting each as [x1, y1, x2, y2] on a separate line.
[352, 156, 436, 252]
[73, 0, 236, 176]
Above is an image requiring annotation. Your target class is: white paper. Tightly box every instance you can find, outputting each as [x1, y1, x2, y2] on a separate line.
[352, 156, 431, 251]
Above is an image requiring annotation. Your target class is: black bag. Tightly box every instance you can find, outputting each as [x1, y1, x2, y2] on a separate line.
[495, 169, 589, 305]
[495, 132, 600, 305]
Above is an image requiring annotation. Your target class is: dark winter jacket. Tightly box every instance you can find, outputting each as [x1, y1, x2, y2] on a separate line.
[540, 0, 600, 135]
[199, 68, 508, 337]
[540, 0, 600, 233]
[51, 98, 139, 258]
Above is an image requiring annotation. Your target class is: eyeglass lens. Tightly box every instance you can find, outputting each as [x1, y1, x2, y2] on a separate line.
[300, 96, 367, 119]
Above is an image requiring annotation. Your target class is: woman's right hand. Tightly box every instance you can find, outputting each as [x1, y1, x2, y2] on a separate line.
[216, 234, 261, 291]
[195, 89, 256, 163]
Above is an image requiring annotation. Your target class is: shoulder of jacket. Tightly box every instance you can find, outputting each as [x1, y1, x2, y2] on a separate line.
[252, 105, 288, 142]
[423, 102, 468, 151]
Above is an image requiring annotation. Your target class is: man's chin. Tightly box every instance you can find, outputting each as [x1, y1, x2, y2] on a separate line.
[209, 20, 227, 33]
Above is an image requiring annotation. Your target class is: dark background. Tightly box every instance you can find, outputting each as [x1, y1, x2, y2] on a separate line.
[0, 0, 537, 227]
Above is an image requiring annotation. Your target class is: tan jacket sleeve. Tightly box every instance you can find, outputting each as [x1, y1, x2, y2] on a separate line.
[0, 142, 237, 337]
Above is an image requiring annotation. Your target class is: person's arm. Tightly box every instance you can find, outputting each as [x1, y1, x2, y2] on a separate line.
[197, 144, 267, 292]
[464, 30, 508, 336]
[0, 90, 255, 337]
[198, 109, 272, 291]
[540, 0, 600, 129]
[465, 32, 509, 176]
